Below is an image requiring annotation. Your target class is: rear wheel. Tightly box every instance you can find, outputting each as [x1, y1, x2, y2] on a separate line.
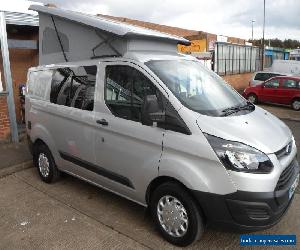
[247, 93, 258, 104]
[291, 99, 300, 111]
[150, 182, 204, 247]
[33, 143, 60, 183]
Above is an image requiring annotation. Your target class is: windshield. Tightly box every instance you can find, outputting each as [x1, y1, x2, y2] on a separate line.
[146, 59, 248, 117]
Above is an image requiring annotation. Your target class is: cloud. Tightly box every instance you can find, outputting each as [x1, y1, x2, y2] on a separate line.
[4, 0, 300, 40]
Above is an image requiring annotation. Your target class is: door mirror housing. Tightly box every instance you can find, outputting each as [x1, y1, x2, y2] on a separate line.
[142, 95, 165, 125]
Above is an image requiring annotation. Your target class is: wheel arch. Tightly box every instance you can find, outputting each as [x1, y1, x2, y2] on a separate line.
[30, 124, 60, 165]
[145, 175, 207, 222]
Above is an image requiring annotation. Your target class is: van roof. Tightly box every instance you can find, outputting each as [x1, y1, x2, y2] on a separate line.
[29, 51, 197, 71]
[29, 5, 191, 46]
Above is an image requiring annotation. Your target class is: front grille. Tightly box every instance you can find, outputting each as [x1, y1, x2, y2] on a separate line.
[275, 159, 296, 190]
[275, 141, 292, 159]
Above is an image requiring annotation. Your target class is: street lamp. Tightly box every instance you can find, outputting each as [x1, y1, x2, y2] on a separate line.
[251, 20, 255, 41]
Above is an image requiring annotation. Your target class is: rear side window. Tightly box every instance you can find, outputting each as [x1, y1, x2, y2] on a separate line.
[254, 73, 282, 81]
[50, 65, 97, 111]
[282, 79, 298, 89]
[28, 70, 53, 99]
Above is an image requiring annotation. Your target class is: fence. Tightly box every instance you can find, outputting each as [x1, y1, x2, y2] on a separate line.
[214, 42, 261, 75]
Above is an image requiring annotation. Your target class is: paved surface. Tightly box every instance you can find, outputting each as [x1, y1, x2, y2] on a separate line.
[0, 141, 31, 170]
[259, 104, 300, 122]
[0, 168, 299, 250]
[0, 105, 299, 249]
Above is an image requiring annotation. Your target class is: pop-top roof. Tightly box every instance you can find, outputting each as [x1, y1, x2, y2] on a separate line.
[29, 5, 190, 46]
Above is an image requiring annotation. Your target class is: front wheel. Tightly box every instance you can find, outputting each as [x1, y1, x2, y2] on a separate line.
[247, 93, 258, 104]
[291, 99, 300, 111]
[150, 182, 204, 247]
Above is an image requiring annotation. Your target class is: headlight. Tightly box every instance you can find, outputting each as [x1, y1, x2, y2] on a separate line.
[205, 134, 273, 173]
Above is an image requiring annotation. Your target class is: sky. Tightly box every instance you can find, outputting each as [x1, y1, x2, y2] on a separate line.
[1, 0, 299, 41]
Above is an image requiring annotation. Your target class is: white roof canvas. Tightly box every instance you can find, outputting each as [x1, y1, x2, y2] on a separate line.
[29, 5, 190, 65]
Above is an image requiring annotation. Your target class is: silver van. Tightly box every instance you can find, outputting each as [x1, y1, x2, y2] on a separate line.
[26, 54, 299, 246]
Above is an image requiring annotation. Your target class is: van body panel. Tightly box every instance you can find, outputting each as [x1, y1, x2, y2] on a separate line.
[196, 106, 292, 154]
[25, 54, 299, 234]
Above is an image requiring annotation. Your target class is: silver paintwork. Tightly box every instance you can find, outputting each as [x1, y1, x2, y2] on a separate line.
[157, 195, 188, 237]
[25, 51, 296, 207]
[249, 71, 285, 87]
[38, 153, 50, 178]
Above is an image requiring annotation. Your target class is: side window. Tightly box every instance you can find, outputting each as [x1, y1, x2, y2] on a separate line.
[264, 79, 280, 88]
[105, 65, 157, 123]
[28, 70, 52, 99]
[50, 65, 97, 111]
[283, 79, 297, 89]
[255, 73, 269, 81]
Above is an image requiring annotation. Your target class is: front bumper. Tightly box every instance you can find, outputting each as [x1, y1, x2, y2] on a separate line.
[192, 159, 299, 231]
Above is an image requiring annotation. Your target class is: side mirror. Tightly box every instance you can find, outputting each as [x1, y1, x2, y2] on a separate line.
[142, 95, 165, 125]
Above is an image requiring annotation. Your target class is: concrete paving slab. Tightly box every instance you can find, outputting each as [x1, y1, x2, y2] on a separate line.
[7, 167, 299, 250]
[0, 173, 147, 250]
[0, 141, 32, 169]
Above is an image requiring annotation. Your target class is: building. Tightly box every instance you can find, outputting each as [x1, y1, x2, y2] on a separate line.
[264, 47, 290, 68]
[290, 49, 300, 61]
[0, 11, 38, 141]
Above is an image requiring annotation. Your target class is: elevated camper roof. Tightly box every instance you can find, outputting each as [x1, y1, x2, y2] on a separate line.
[29, 5, 190, 46]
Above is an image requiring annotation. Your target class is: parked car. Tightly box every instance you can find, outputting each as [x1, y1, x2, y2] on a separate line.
[26, 56, 299, 246]
[249, 71, 284, 86]
[243, 76, 300, 110]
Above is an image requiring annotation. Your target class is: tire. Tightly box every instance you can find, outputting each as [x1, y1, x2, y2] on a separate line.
[291, 98, 300, 111]
[150, 182, 204, 247]
[247, 93, 258, 104]
[33, 143, 60, 183]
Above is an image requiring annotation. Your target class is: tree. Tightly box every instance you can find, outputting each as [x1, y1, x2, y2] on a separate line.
[248, 38, 300, 49]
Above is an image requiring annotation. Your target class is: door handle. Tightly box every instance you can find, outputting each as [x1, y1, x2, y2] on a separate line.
[96, 119, 108, 126]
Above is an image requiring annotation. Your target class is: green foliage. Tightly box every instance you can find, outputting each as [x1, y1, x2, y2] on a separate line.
[248, 38, 300, 49]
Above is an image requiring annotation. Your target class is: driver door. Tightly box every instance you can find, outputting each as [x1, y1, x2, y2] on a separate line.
[93, 62, 166, 203]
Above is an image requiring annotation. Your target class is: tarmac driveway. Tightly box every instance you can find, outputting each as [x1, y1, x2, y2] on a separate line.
[1, 168, 299, 250]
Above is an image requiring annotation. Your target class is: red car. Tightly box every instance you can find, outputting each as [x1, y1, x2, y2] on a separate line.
[243, 76, 300, 110]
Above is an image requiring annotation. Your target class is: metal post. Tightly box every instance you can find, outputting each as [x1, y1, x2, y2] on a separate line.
[0, 12, 19, 142]
[251, 20, 255, 41]
[261, 0, 266, 70]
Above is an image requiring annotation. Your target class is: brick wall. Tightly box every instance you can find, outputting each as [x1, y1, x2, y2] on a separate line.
[222, 73, 252, 93]
[0, 30, 38, 123]
[0, 93, 11, 141]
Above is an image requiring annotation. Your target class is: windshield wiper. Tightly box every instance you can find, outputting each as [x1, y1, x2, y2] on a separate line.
[221, 102, 255, 116]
